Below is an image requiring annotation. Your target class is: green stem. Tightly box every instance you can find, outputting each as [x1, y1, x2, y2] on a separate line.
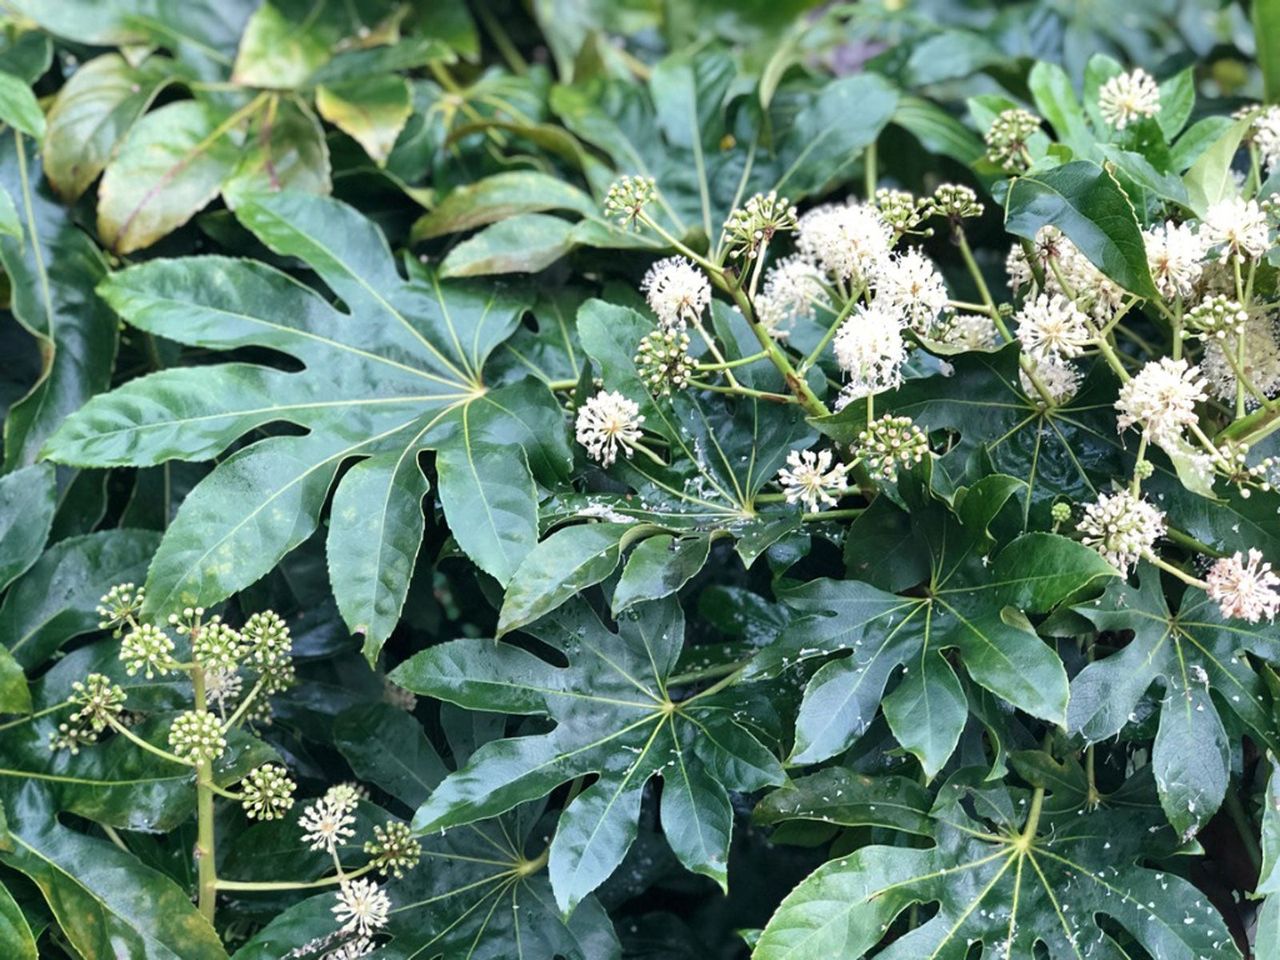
[863, 141, 878, 198]
[104, 716, 191, 767]
[1019, 786, 1045, 843]
[688, 379, 795, 403]
[802, 508, 864, 522]
[679, 666, 747, 707]
[215, 861, 377, 892]
[1149, 553, 1210, 590]
[667, 660, 751, 687]
[697, 350, 769, 371]
[192, 666, 218, 924]
[1130, 434, 1148, 496]
[800, 290, 860, 372]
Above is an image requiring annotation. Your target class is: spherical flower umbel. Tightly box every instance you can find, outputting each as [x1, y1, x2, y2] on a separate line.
[67, 673, 126, 734]
[634, 329, 695, 396]
[796, 203, 893, 285]
[603, 175, 657, 229]
[365, 820, 422, 878]
[985, 108, 1040, 172]
[191, 616, 245, 671]
[641, 256, 711, 330]
[857, 415, 930, 481]
[333, 878, 391, 938]
[754, 255, 827, 339]
[243, 610, 291, 668]
[1016, 293, 1090, 359]
[927, 184, 985, 221]
[721, 191, 797, 260]
[874, 248, 949, 334]
[1207, 549, 1280, 622]
[1202, 314, 1280, 406]
[1143, 221, 1205, 300]
[1202, 197, 1270, 263]
[299, 790, 358, 852]
[940, 313, 1002, 352]
[1115, 357, 1207, 447]
[96, 582, 145, 636]
[1020, 354, 1083, 407]
[1185, 295, 1248, 342]
[1098, 68, 1161, 130]
[832, 303, 908, 399]
[119, 623, 179, 678]
[168, 710, 227, 764]
[874, 188, 929, 235]
[1254, 106, 1280, 174]
[776, 449, 851, 513]
[241, 763, 297, 821]
[1078, 490, 1166, 574]
[575, 390, 644, 467]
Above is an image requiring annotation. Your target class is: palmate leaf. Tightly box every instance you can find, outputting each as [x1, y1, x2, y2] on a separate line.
[754, 765, 1240, 959]
[390, 598, 785, 914]
[0, 134, 118, 472]
[816, 348, 1130, 524]
[0, 783, 229, 960]
[550, 48, 898, 255]
[493, 299, 813, 633]
[747, 472, 1116, 776]
[232, 804, 620, 960]
[45, 189, 571, 660]
[1068, 567, 1280, 840]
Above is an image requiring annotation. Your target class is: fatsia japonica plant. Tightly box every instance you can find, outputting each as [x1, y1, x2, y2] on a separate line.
[10, 0, 1280, 958]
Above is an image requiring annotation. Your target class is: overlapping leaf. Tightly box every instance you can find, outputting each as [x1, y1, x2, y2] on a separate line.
[391, 598, 785, 913]
[1069, 567, 1280, 839]
[748, 472, 1116, 776]
[754, 766, 1240, 959]
[45, 189, 571, 659]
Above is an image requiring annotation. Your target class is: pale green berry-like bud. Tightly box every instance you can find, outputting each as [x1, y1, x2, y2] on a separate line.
[365, 820, 422, 878]
[241, 763, 297, 821]
[192, 616, 245, 671]
[927, 184, 985, 221]
[1184, 295, 1248, 341]
[604, 175, 657, 229]
[168, 710, 226, 763]
[97, 582, 145, 636]
[120, 623, 179, 678]
[634, 329, 695, 397]
[721, 190, 798, 261]
[1133, 459, 1156, 480]
[68, 673, 127, 734]
[857, 415, 930, 482]
[985, 109, 1041, 173]
[874, 188, 929, 236]
[1050, 502, 1072, 525]
[243, 610, 291, 667]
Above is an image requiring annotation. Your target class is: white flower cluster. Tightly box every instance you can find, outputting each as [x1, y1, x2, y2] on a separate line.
[1115, 357, 1207, 448]
[575, 390, 644, 467]
[1206, 549, 1280, 622]
[299, 784, 361, 852]
[1078, 490, 1166, 574]
[776, 449, 851, 513]
[1097, 68, 1160, 130]
[642, 256, 711, 330]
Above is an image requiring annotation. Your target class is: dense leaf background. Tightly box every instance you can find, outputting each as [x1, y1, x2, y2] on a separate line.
[3, 1, 1280, 958]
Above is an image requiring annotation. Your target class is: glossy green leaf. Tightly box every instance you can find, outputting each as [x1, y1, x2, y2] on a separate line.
[0, 782, 229, 960]
[0, 136, 117, 471]
[46, 190, 557, 644]
[315, 74, 411, 166]
[1005, 160, 1158, 298]
[1027, 62, 1091, 157]
[754, 772, 1240, 959]
[412, 171, 597, 241]
[231, 0, 333, 89]
[41, 54, 175, 201]
[224, 97, 330, 199]
[747, 482, 1088, 775]
[1069, 568, 1277, 839]
[0, 73, 43, 140]
[97, 100, 243, 254]
[397, 599, 783, 913]
[440, 212, 578, 277]
[497, 522, 635, 636]
[332, 701, 449, 807]
[0, 877, 37, 960]
[612, 533, 712, 614]
[0, 462, 55, 591]
[1, 529, 160, 670]
[753, 768, 932, 836]
[1183, 117, 1250, 217]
